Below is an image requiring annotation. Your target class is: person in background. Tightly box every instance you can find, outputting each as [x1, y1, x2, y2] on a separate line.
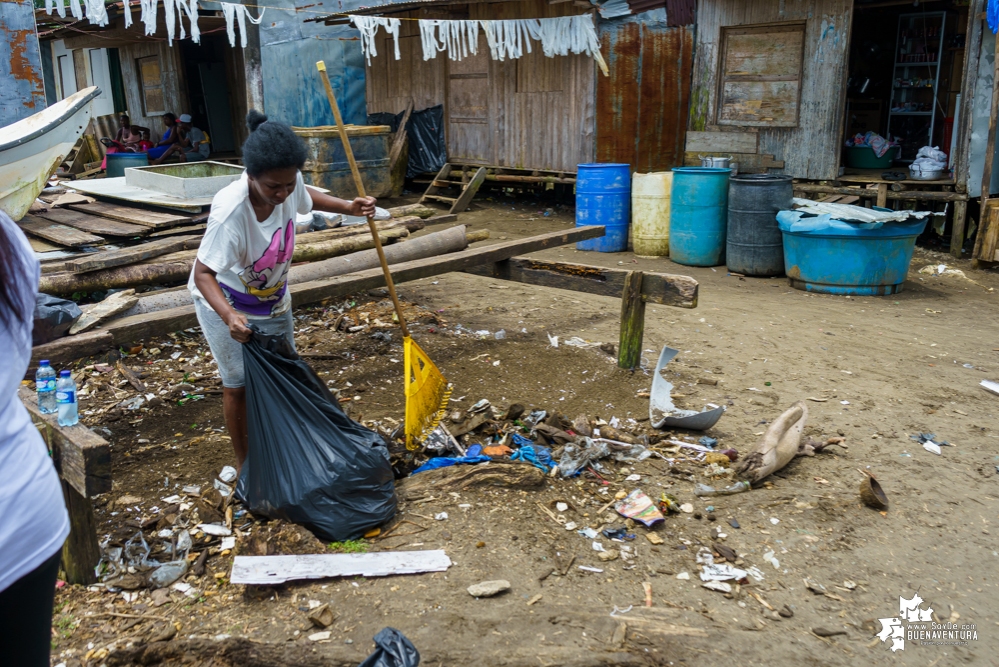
[145, 112, 179, 161]
[112, 113, 149, 151]
[151, 114, 210, 164]
[189, 110, 375, 473]
[0, 211, 70, 666]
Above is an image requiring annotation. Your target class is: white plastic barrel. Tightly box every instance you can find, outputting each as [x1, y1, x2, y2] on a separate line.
[631, 172, 672, 258]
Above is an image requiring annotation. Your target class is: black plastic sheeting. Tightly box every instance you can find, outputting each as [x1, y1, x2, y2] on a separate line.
[359, 627, 421, 667]
[32, 293, 82, 345]
[236, 328, 397, 542]
[368, 105, 447, 178]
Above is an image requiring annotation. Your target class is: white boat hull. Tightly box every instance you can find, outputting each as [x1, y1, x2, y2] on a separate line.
[0, 87, 100, 221]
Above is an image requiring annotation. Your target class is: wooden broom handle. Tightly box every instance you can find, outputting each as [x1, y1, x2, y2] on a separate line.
[316, 61, 410, 338]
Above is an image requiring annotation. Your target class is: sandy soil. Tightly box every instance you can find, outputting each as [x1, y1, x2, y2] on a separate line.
[50, 194, 999, 667]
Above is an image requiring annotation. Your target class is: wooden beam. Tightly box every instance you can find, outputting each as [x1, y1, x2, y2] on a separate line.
[618, 271, 645, 370]
[951, 199, 968, 258]
[876, 183, 888, 208]
[67, 202, 192, 228]
[462, 258, 698, 308]
[64, 235, 202, 273]
[685, 130, 758, 154]
[97, 226, 607, 346]
[60, 480, 101, 585]
[18, 385, 111, 498]
[36, 208, 151, 238]
[974, 30, 999, 262]
[19, 216, 105, 247]
[30, 330, 113, 371]
[450, 167, 487, 214]
[388, 100, 413, 170]
[793, 183, 968, 202]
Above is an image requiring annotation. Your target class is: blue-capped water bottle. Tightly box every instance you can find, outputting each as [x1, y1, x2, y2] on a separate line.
[56, 370, 79, 426]
[36, 360, 57, 414]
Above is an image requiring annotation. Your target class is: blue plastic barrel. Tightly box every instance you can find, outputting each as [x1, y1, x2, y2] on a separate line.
[780, 216, 927, 295]
[575, 163, 631, 252]
[668, 167, 731, 266]
[106, 152, 149, 178]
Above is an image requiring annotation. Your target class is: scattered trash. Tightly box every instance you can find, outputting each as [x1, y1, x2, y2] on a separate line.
[698, 436, 718, 448]
[547, 333, 559, 348]
[769, 517, 780, 525]
[650, 346, 725, 430]
[467, 580, 511, 598]
[358, 627, 421, 667]
[147, 560, 188, 588]
[510, 444, 554, 473]
[309, 631, 332, 642]
[676, 572, 690, 580]
[219, 466, 238, 483]
[578, 566, 603, 573]
[981, 379, 999, 396]
[728, 518, 740, 529]
[646, 533, 664, 545]
[679, 503, 694, 513]
[923, 441, 942, 455]
[578, 527, 599, 539]
[762, 551, 780, 569]
[412, 452, 492, 473]
[434, 512, 448, 521]
[601, 527, 634, 541]
[735, 402, 846, 484]
[859, 474, 889, 510]
[598, 549, 620, 562]
[702, 580, 732, 593]
[229, 550, 453, 585]
[614, 490, 665, 527]
[197, 523, 232, 537]
[694, 481, 751, 497]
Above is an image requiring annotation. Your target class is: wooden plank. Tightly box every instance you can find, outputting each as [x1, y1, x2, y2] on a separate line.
[876, 183, 888, 208]
[685, 131, 758, 154]
[96, 226, 607, 346]
[18, 384, 112, 498]
[67, 202, 193, 228]
[683, 152, 784, 170]
[30, 329, 113, 372]
[388, 100, 414, 169]
[19, 215, 106, 247]
[63, 235, 202, 273]
[974, 31, 999, 262]
[147, 223, 207, 238]
[70, 290, 139, 334]
[792, 183, 967, 202]
[450, 166, 487, 214]
[462, 258, 698, 308]
[29, 237, 67, 253]
[618, 271, 645, 370]
[230, 550, 452, 585]
[951, 199, 968, 258]
[36, 208, 151, 238]
[60, 480, 101, 585]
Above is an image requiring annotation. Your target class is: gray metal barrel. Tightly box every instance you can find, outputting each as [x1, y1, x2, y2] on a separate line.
[726, 174, 793, 276]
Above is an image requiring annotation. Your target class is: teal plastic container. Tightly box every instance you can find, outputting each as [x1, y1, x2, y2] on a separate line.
[106, 152, 149, 178]
[669, 167, 731, 266]
[778, 213, 927, 295]
[575, 163, 631, 252]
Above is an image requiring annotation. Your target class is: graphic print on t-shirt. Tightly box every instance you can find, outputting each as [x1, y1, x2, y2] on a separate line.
[219, 220, 295, 317]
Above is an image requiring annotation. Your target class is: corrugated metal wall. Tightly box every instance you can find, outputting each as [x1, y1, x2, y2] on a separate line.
[688, 0, 852, 180]
[1, 0, 46, 127]
[596, 17, 694, 172]
[260, 0, 366, 127]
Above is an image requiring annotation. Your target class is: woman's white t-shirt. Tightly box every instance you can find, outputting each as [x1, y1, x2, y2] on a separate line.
[0, 215, 69, 593]
[189, 171, 313, 319]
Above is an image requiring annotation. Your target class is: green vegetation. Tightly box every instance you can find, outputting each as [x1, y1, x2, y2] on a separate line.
[328, 539, 368, 554]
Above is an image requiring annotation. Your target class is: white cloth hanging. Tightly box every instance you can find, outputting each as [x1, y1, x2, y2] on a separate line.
[140, 0, 158, 36]
[68, 0, 82, 21]
[122, 0, 132, 29]
[84, 0, 109, 27]
[351, 16, 401, 65]
[219, 3, 266, 48]
[177, 0, 200, 43]
[45, 0, 66, 20]
[163, 0, 176, 45]
[418, 19, 480, 62]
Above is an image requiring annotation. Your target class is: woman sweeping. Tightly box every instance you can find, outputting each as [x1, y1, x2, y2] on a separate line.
[189, 111, 375, 472]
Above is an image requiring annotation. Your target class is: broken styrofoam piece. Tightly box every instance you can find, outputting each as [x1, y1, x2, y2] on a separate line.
[981, 379, 999, 397]
[229, 550, 453, 585]
[197, 523, 232, 536]
[650, 346, 725, 430]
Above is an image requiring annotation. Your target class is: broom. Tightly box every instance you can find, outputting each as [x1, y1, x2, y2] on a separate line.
[316, 61, 451, 450]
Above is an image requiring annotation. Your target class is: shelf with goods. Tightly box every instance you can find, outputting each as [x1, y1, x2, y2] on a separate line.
[887, 11, 948, 161]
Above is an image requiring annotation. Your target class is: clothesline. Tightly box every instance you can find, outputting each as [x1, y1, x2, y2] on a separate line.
[41, 0, 608, 75]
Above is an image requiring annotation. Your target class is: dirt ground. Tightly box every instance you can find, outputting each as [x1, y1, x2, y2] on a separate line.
[50, 192, 999, 667]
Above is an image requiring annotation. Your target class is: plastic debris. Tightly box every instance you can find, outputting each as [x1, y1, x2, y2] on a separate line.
[650, 346, 725, 430]
[577, 527, 598, 539]
[358, 627, 420, 667]
[763, 550, 780, 569]
[614, 489, 665, 527]
[219, 466, 238, 484]
[509, 444, 554, 473]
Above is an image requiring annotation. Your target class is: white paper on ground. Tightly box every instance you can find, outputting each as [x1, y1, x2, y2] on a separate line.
[230, 550, 452, 585]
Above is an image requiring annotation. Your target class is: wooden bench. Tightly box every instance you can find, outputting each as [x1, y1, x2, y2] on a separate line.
[18, 385, 110, 585]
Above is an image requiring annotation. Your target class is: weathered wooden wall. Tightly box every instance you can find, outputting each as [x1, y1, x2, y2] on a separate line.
[364, 0, 595, 172]
[1, 0, 47, 126]
[596, 20, 693, 172]
[687, 0, 852, 180]
[117, 41, 187, 144]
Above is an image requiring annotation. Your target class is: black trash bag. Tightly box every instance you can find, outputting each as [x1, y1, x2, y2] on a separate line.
[236, 328, 397, 542]
[32, 293, 82, 345]
[368, 105, 446, 178]
[358, 627, 420, 667]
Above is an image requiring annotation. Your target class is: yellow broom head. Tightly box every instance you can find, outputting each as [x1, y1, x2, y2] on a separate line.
[404, 335, 451, 450]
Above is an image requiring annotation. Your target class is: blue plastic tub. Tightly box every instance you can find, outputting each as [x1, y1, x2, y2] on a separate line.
[575, 163, 630, 252]
[669, 167, 730, 266]
[778, 212, 928, 295]
[106, 152, 149, 178]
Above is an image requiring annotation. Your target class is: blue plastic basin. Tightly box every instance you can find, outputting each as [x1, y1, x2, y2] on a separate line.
[575, 163, 630, 252]
[780, 216, 927, 295]
[669, 167, 730, 266]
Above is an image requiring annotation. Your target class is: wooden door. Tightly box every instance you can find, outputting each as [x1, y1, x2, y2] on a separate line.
[447, 34, 493, 165]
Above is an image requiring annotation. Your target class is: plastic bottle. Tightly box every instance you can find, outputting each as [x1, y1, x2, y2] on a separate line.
[56, 370, 79, 426]
[35, 360, 57, 414]
[694, 480, 751, 497]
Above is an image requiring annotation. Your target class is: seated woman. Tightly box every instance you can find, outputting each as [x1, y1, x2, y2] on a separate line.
[145, 113, 179, 161]
[103, 114, 150, 152]
[150, 114, 210, 165]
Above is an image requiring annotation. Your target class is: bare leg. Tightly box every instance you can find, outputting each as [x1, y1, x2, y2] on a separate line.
[223, 387, 248, 471]
[151, 143, 181, 165]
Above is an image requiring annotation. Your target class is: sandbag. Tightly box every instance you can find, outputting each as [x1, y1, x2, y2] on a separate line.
[32, 293, 82, 345]
[236, 328, 397, 541]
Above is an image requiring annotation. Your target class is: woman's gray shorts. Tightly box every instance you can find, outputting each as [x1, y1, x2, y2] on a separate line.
[193, 298, 295, 388]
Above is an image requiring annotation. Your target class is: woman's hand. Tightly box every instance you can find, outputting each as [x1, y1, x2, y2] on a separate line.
[224, 309, 252, 343]
[348, 196, 377, 218]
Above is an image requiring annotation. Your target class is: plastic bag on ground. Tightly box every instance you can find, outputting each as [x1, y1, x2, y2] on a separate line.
[236, 328, 397, 542]
[359, 627, 420, 667]
[32, 293, 82, 345]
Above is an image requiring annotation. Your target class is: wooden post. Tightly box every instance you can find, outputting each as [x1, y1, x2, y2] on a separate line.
[974, 30, 999, 263]
[876, 183, 888, 208]
[618, 271, 645, 370]
[60, 480, 100, 585]
[951, 199, 968, 258]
